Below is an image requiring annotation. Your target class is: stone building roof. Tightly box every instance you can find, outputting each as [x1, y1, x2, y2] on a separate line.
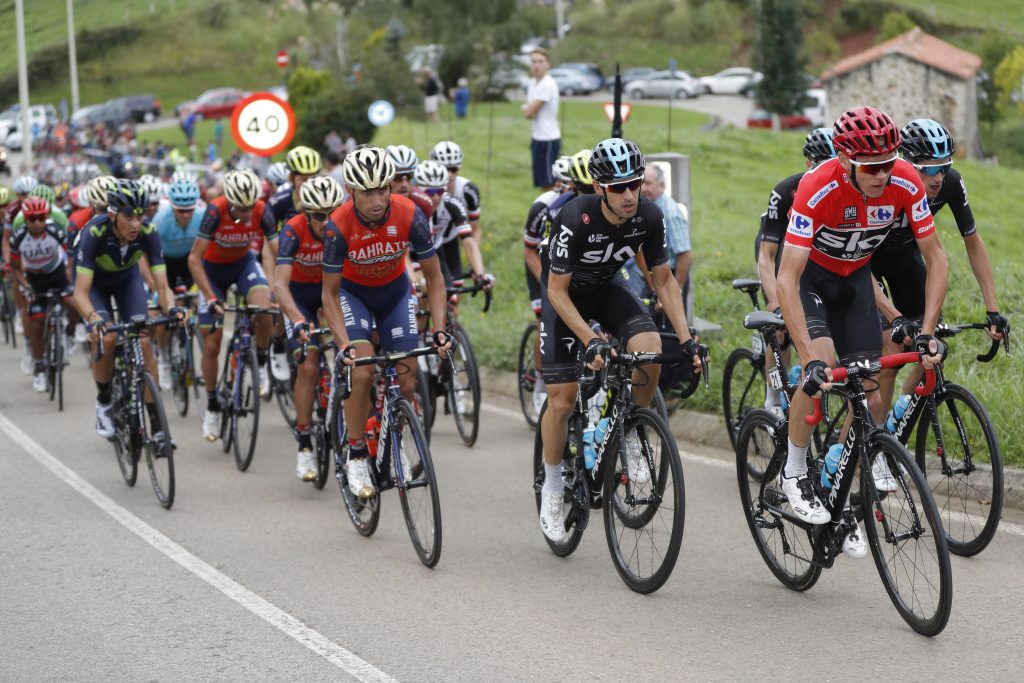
[822, 28, 982, 82]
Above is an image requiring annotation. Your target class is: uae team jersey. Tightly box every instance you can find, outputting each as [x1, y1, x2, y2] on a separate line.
[322, 194, 435, 287]
[784, 158, 935, 276]
[198, 196, 277, 264]
[277, 214, 324, 284]
[10, 221, 67, 275]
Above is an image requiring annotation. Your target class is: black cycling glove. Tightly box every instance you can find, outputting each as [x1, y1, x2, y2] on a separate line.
[584, 337, 609, 364]
[801, 359, 829, 397]
[986, 311, 1009, 334]
[914, 334, 948, 362]
[889, 316, 920, 345]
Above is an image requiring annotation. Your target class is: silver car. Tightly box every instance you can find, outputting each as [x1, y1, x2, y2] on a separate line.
[627, 70, 701, 99]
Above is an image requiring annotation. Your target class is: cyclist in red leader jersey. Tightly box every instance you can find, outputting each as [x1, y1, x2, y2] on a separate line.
[776, 106, 948, 552]
[321, 146, 452, 499]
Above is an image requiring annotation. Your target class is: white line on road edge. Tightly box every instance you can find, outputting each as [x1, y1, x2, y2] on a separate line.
[0, 412, 397, 683]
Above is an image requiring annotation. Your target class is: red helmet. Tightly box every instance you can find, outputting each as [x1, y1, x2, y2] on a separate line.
[832, 106, 900, 158]
[21, 196, 50, 219]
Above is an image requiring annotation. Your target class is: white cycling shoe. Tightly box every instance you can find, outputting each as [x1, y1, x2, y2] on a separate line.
[779, 469, 830, 524]
[346, 457, 376, 499]
[296, 449, 317, 482]
[539, 489, 565, 543]
[625, 431, 651, 485]
[871, 454, 900, 492]
[271, 351, 291, 382]
[95, 401, 115, 440]
[203, 411, 221, 442]
[33, 371, 47, 393]
[841, 508, 868, 559]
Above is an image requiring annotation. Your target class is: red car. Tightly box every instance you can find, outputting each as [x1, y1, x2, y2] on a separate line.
[746, 108, 812, 130]
[177, 88, 245, 120]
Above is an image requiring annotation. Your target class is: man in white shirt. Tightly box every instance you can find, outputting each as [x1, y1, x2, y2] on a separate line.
[522, 48, 561, 191]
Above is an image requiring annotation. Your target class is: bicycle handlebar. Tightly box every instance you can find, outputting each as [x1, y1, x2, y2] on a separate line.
[94, 315, 182, 361]
[296, 327, 334, 365]
[334, 344, 449, 401]
[935, 321, 1011, 363]
[447, 277, 494, 313]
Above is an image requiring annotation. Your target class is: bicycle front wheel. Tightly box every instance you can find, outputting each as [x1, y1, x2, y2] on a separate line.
[111, 374, 138, 487]
[139, 371, 175, 509]
[603, 408, 685, 594]
[863, 433, 953, 636]
[723, 347, 765, 450]
[915, 383, 1003, 557]
[414, 363, 432, 444]
[170, 328, 190, 417]
[395, 399, 442, 567]
[274, 376, 298, 429]
[332, 391, 380, 536]
[232, 348, 261, 471]
[449, 327, 481, 447]
[313, 420, 330, 490]
[532, 402, 586, 557]
[517, 321, 541, 428]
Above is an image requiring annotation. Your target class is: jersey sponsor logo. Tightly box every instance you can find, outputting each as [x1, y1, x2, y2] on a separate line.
[959, 176, 969, 206]
[806, 180, 839, 209]
[809, 292, 823, 308]
[866, 205, 894, 226]
[813, 225, 890, 260]
[917, 224, 933, 234]
[766, 190, 781, 221]
[561, 336, 575, 353]
[386, 225, 398, 236]
[554, 224, 572, 259]
[580, 243, 636, 264]
[587, 233, 609, 243]
[843, 206, 857, 220]
[890, 176, 918, 195]
[581, 213, 590, 225]
[912, 197, 930, 222]
[787, 212, 813, 239]
[348, 239, 409, 264]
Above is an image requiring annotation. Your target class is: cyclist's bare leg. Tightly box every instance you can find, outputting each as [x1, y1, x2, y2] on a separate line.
[541, 380, 576, 466]
[294, 348, 318, 427]
[876, 334, 902, 413]
[787, 336, 838, 448]
[201, 327, 223, 392]
[627, 330, 662, 408]
[248, 287, 273, 350]
[397, 357, 418, 404]
[29, 313, 44, 362]
[140, 335, 159, 401]
[90, 331, 118, 384]
[342, 341, 375, 442]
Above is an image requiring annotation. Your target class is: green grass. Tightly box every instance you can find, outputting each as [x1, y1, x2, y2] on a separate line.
[894, 0, 1024, 34]
[372, 100, 1024, 464]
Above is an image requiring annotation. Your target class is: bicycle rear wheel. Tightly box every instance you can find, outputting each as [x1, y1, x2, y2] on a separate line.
[170, 327, 190, 417]
[395, 399, 442, 567]
[189, 323, 207, 425]
[332, 391, 380, 536]
[603, 408, 685, 594]
[313, 420, 330, 490]
[232, 348, 261, 471]
[532, 403, 586, 557]
[915, 383, 1003, 557]
[449, 327, 481, 446]
[274, 375, 298, 429]
[139, 371, 175, 509]
[735, 409, 821, 591]
[863, 433, 952, 636]
[414, 363, 432, 444]
[517, 321, 541, 428]
[723, 347, 764, 450]
[111, 374, 138, 487]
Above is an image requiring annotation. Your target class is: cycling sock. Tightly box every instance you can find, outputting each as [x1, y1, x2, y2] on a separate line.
[96, 381, 112, 405]
[145, 402, 160, 427]
[784, 439, 809, 478]
[207, 391, 220, 412]
[296, 424, 312, 451]
[348, 437, 367, 450]
[543, 462, 563, 494]
[34, 359, 44, 374]
[272, 336, 286, 354]
[348, 442, 369, 460]
[257, 348, 269, 367]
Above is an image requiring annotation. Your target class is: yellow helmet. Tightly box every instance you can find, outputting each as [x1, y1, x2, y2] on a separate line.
[285, 145, 322, 175]
[569, 149, 593, 185]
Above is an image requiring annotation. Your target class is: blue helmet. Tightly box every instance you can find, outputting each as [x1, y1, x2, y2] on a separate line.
[588, 138, 645, 183]
[168, 179, 201, 209]
[900, 118, 954, 161]
[802, 127, 836, 162]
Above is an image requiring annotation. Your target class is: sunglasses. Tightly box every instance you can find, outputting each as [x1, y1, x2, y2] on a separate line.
[423, 187, 445, 196]
[849, 154, 897, 175]
[600, 177, 644, 194]
[230, 204, 256, 213]
[395, 173, 413, 182]
[306, 211, 329, 222]
[911, 161, 952, 176]
[445, 166, 460, 174]
[25, 213, 48, 222]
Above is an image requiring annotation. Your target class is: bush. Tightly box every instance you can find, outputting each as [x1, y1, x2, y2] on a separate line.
[878, 12, 917, 42]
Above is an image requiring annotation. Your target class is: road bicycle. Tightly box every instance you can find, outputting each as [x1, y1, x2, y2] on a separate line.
[297, 328, 337, 490]
[735, 351, 953, 636]
[332, 344, 447, 567]
[0, 271, 17, 348]
[100, 315, 179, 509]
[533, 343, 708, 593]
[37, 288, 70, 411]
[516, 318, 542, 428]
[167, 289, 202, 418]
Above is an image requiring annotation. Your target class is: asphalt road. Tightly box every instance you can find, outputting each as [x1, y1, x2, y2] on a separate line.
[2, 338, 1024, 681]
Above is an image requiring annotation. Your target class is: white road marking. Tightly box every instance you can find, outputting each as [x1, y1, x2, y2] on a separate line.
[0, 412, 397, 683]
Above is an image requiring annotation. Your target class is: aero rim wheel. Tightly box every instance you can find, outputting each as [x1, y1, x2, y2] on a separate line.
[449, 328, 481, 447]
[232, 349, 260, 471]
[533, 402, 586, 558]
[333, 392, 380, 537]
[863, 434, 953, 636]
[395, 399, 443, 567]
[139, 372, 175, 509]
[170, 330, 189, 417]
[723, 347, 765, 450]
[915, 384, 1003, 557]
[603, 408, 685, 594]
[313, 422, 330, 490]
[414, 363, 432, 444]
[111, 377, 138, 487]
[735, 409, 821, 591]
[517, 322, 541, 428]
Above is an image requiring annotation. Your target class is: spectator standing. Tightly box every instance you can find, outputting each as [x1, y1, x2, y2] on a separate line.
[207, 140, 218, 164]
[522, 48, 561, 190]
[624, 164, 691, 306]
[418, 67, 441, 124]
[453, 78, 470, 119]
[324, 150, 346, 185]
[213, 118, 225, 149]
[324, 130, 343, 155]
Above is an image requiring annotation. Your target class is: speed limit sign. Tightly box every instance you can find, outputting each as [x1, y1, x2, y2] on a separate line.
[230, 92, 296, 156]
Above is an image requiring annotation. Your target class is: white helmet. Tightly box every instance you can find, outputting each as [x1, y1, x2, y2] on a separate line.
[266, 161, 290, 187]
[13, 175, 39, 195]
[222, 169, 261, 208]
[299, 176, 345, 212]
[342, 146, 395, 191]
[386, 145, 419, 173]
[413, 160, 449, 189]
[85, 175, 117, 209]
[170, 170, 198, 185]
[429, 140, 463, 168]
[138, 174, 164, 203]
[551, 155, 572, 183]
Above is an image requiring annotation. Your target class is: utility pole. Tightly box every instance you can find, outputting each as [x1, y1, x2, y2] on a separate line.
[15, 0, 32, 170]
[67, 0, 81, 114]
[556, 0, 565, 39]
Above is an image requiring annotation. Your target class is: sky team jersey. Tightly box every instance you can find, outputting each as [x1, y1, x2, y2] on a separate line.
[267, 186, 300, 227]
[784, 158, 935, 276]
[277, 214, 324, 284]
[198, 196, 276, 264]
[877, 166, 975, 253]
[758, 172, 803, 247]
[10, 221, 67, 275]
[429, 194, 471, 248]
[526, 190, 575, 250]
[547, 194, 668, 291]
[323, 193, 434, 287]
[75, 214, 165, 277]
[450, 176, 481, 220]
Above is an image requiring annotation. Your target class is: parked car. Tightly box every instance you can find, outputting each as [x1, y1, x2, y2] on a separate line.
[627, 70, 701, 99]
[491, 60, 531, 91]
[0, 145, 9, 175]
[177, 88, 245, 120]
[71, 104, 105, 127]
[0, 104, 56, 140]
[700, 67, 763, 95]
[107, 94, 161, 123]
[549, 67, 594, 96]
[802, 88, 827, 127]
[746, 108, 813, 130]
[557, 62, 605, 91]
[608, 67, 657, 91]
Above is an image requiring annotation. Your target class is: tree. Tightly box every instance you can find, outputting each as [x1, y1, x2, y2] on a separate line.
[878, 12, 916, 42]
[994, 46, 1024, 117]
[751, 0, 806, 129]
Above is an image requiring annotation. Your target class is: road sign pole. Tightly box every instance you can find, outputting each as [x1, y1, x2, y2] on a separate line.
[611, 63, 622, 138]
[15, 0, 32, 170]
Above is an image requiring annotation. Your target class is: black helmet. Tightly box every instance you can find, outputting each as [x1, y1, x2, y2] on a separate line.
[106, 179, 149, 215]
[900, 118, 955, 161]
[588, 138, 645, 184]
[802, 127, 836, 162]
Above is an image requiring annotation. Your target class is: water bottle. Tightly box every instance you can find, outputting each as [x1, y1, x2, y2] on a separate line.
[820, 443, 843, 489]
[885, 394, 912, 433]
[582, 426, 597, 470]
[594, 417, 611, 447]
[787, 363, 803, 388]
[365, 414, 381, 458]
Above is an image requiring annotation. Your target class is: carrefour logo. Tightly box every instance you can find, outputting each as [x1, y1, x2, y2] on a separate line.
[867, 205, 894, 226]
[787, 212, 813, 238]
[912, 197, 930, 222]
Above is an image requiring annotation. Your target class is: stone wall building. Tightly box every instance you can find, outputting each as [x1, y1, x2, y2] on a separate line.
[821, 28, 983, 159]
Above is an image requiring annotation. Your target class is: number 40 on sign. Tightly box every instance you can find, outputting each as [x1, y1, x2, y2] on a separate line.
[230, 92, 296, 157]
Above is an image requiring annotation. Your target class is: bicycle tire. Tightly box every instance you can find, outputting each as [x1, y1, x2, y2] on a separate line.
[274, 375, 298, 429]
[139, 371, 175, 509]
[723, 347, 764, 450]
[395, 399, 443, 567]
[517, 321, 541, 429]
[232, 348, 261, 471]
[170, 327, 190, 417]
[414, 364, 432, 444]
[863, 433, 952, 636]
[735, 409, 821, 591]
[914, 383, 1003, 557]
[603, 407, 685, 594]
[332, 391, 381, 536]
[45, 310, 58, 403]
[652, 386, 669, 422]
[55, 322, 64, 412]
[111, 372, 139, 487]
[532, 402, 586, 557]
[448, 327, 481, 447]
[190, 323, 207, 425]
[313, 421, 330, 490]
